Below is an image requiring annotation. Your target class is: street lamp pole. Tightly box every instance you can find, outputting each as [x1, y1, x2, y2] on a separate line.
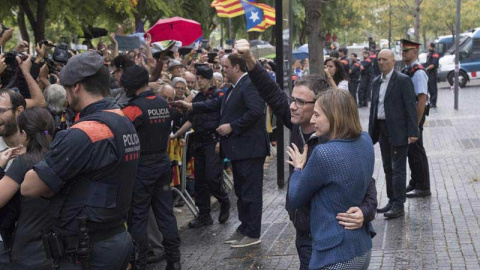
[454, 0, 461, 110]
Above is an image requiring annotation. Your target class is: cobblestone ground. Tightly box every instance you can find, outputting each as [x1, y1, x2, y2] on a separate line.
[149, 81, 480, 270]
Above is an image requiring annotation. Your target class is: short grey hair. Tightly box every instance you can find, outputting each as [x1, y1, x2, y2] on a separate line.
[213, 72, 223, 81]
[43, 84, 66, 114]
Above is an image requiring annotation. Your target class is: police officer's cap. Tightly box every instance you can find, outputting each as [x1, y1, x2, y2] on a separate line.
[401, 39, 421, 51]
[196, 66, 213, 80]
[59, 51, 104, 86]
[121, 65, 149, 90]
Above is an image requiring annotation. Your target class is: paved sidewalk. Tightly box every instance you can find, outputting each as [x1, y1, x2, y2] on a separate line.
[149, 81, 480, 270]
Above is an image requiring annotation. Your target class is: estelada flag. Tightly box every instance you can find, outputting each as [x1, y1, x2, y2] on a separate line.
[211, 0, 275, 32]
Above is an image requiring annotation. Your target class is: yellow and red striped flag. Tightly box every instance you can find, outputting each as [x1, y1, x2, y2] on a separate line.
[211, 0, 275, 32]
[211, 0, 245, 18]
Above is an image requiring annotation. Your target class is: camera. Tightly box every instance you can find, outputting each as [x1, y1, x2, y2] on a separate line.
[0, 23, 8, 38]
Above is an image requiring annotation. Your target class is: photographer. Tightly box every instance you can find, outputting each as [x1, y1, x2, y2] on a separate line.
[0, 52, 46, 109]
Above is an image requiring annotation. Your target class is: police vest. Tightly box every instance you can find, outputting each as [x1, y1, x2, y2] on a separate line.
[401, 63, 424, 78]
[129, 93, 172, 155]
[191, 87, 222, 133]
[50, 108, 139, 235]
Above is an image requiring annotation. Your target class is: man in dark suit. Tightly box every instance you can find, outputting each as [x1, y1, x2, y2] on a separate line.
[176, 54, 270, 248]
[368, 49, 419, 218]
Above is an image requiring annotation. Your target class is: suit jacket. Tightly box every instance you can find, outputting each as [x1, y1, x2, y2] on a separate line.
[368, 70, 419, 146]
[192, 74, 270, 161]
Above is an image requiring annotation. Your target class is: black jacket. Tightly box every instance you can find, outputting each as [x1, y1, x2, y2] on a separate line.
[248, 62, 378, 227]
[369, 70, 419, 146]
[192, 74, 270, 161]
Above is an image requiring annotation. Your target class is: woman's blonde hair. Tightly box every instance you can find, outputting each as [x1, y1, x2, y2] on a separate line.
[315, 89, 362, 140]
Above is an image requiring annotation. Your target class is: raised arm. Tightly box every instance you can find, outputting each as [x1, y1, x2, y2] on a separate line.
[18, 55, 47, 108]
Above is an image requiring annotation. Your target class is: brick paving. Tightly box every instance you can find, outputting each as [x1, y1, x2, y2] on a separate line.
[149, 81, 480, 270]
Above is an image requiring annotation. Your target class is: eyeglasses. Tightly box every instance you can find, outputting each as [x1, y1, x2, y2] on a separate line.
[288, 97, 316, 108]
[0, 107, 13, 114]
[174, 87, 186, 91]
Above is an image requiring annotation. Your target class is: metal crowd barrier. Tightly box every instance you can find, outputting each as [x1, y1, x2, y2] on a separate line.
[171, 131, 198, 217]
[171, 130, 236, 218]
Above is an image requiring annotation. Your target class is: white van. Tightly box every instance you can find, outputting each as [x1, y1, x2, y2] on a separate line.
[437, 29, 480, 87]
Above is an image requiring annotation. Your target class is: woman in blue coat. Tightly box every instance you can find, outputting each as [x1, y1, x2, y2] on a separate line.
[287, 89, 375, 270]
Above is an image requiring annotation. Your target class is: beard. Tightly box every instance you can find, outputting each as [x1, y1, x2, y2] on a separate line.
[0, 114, 18, 137]
[66, 87, 81, 112]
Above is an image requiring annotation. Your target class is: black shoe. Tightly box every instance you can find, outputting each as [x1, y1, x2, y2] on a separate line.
[218, 201, 230, 223]
[147, 251, 166, 264]
[431, 104, 437, 108]
[406, 184, 415, 193]
[406, 189, 431, 198]
[377, 203, 393, 213]
[166, 261, 181, 270]
[384, 207, 405, 218]
[188, 215, 213, 228]
[363, 102, 368, 107]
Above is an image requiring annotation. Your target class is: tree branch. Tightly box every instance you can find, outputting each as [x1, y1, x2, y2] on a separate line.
[19, 0, 37, 28]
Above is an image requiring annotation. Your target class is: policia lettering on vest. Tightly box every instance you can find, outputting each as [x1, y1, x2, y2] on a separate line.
[21, 51, 139, 270]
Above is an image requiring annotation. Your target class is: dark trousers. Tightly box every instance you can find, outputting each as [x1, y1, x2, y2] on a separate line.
[147, 208, 164, 256]
[194, 142, 229, 216]
[58, 231, 133, 270]
[428, 72, 438, 106]
[358, 77, 371, 105]
[129, 158, 181, 270]
[0, 244, 12, 269]
[295, 230, 312, 270]
[11, 240, 51, 269]
[378, 121, 409, 209]
[231, 157, 266, 238]
[348, 80, 359, 104]
[408, 116, 430, 191]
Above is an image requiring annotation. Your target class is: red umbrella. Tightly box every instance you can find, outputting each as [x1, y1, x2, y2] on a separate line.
[147, 17, 203, 45]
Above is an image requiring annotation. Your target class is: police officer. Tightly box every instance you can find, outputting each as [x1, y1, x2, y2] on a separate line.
[348, 53, 361, 104]
[358, 50, 372, 107]
[171, 66, 230, 228]
[400, 39, 431, 198]
[424, 42, 439, 108]
[338, 47, 350, 76]
[121, 65, 181, 270]
[21, 51, 139, 269]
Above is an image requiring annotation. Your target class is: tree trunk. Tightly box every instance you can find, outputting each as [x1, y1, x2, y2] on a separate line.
[270, 25, 276, 45]
[388, 3, 392, 49]
[305, 0, 324, 76]
[248, 32, 260, 40]
[134, 0, 146, 31]
[422, 28, 427, 49]
[17, 6, 30, 43]
[299, 20, 306, 45]
[34, 0, 47, 44]
[414, 0, 421, 43]
[19, 0, 47, 44]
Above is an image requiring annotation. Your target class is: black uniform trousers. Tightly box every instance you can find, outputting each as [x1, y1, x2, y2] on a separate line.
[408, 115, 430, 191]
[232, 157, 266, 238]
[348, 80, 359, 104]
[0, 245, 11, 269]
[427, 71, 438, 106]
[129, 155, 181, 270]
[194, 141, 229, 216]
[58, 231, 133, 270]
[377, 121, 409, 209]
[358, 77, 371, 106]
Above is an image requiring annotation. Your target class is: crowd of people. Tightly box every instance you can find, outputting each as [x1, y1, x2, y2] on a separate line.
[0, 19, 436, 270]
